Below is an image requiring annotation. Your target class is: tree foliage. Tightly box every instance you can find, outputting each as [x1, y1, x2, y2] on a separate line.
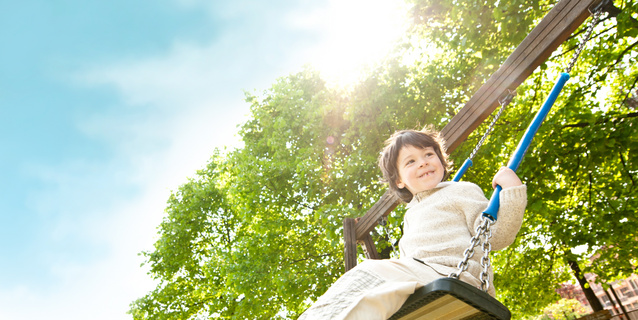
[131, 0, 637, 318]
[523, 298, 590, 320]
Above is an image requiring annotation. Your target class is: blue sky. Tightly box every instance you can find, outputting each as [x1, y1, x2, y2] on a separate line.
[0, 0, 407, 319]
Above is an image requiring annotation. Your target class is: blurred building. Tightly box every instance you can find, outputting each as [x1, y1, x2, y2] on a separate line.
[558, 274, 638, 319]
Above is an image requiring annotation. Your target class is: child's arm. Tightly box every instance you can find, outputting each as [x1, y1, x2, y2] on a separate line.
[487, 167, 526, 250]
[491, 167, 522, 190]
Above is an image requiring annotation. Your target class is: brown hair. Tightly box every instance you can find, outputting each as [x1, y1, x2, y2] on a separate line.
[378, 127, 451, 203]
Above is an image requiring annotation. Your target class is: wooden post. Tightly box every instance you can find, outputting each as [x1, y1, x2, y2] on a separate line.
[343, 218, 357, 271]
[343, 191, 400, 270]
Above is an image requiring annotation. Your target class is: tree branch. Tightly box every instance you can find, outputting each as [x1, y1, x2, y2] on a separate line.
[613, 40, 638, 68]
[554, 25, 615, 61]
[618, 151, 636, 187]
[285, 253, 333, 266]
[622, 76, 638, 109]
[562, 112, 638, 128]
[588, 172, 593, 217]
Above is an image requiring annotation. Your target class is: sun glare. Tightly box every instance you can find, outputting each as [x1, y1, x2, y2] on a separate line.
[294, 0, 411, 88]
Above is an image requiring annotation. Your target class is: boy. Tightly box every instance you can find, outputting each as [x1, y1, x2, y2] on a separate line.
[300, 127, 527, 320]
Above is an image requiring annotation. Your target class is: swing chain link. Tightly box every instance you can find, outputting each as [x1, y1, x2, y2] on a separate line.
[565, 3, 604, 74]
[468, 90, 514, 160]
[378, 216, 397, 255]
[449, 216, 494, 292]
[479, 219, 494, 292]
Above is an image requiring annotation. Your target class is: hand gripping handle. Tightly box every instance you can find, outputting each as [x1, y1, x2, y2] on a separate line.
[483, 72, 570, 220]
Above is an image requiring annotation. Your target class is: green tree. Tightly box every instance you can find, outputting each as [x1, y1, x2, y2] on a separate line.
[526, 298, 590, 320]
[131, 0, 638, 318]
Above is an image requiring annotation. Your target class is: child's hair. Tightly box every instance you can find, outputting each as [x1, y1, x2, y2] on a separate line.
[378, 126, 451, 203]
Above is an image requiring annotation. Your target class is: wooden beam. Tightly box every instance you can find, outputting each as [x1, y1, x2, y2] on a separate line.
[343, 218, 357, 270]
[343, 0, 603, 268]
[354, 190, 400, 240]
[443, 0, 602, 151]
[361, 233, 380, 260]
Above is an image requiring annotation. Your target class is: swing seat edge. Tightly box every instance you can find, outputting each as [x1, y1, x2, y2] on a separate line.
[389, 278, 511, 320]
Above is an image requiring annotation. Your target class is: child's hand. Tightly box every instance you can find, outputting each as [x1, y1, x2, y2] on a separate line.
[492, 167, 523, 190]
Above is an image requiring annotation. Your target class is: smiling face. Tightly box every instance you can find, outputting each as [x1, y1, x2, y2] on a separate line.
[396, 145, 445, 195]
[378, 128, 450, 202]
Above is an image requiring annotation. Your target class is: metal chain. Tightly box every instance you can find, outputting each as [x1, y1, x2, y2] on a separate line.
[468, 90, 515, 160]
[378, 216, 397, 254]
[449, 216, 494, 292]
[564, 4, 604, 74]
[479, 219, 494, 292]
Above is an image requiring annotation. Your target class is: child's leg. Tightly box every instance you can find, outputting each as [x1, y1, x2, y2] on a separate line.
[339, 258, 455, 320]
[299, 258, 434, 320]
[300, 258, 486, 320]
[298, 262, 389, 320]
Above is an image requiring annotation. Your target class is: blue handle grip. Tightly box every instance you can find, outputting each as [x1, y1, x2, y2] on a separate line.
[453, 158, 473, 182]
[483, 72, 570, 220]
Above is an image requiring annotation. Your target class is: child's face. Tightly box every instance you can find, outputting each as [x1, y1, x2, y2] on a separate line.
[396, 145, 445, 195]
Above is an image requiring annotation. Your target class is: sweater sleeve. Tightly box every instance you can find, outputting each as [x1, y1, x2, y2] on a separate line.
[450, 183, 527, 251]
[488, 185, 527, 251]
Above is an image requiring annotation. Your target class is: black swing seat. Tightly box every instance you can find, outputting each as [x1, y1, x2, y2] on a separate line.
[388, 278, 511, 320]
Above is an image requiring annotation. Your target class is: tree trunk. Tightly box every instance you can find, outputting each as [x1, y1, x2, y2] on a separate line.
[568, 260, 604, 311]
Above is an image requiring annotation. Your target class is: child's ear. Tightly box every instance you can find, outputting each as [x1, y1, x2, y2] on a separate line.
[396, 179, 405, 189]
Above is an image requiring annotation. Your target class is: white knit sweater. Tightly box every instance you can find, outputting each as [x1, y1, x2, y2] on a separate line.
[399, 181, 527, 288]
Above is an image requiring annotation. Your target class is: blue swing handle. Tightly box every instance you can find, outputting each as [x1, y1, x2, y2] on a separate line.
[482, 72, 570, 221]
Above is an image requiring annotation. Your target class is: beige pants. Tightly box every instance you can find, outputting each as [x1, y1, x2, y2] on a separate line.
[299, 258, 483, 320]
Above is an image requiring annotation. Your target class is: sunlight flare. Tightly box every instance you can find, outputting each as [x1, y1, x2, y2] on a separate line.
[291, 0, 411, 87]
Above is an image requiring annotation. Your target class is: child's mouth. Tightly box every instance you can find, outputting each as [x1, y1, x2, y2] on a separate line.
[418, 171, 434, 178]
